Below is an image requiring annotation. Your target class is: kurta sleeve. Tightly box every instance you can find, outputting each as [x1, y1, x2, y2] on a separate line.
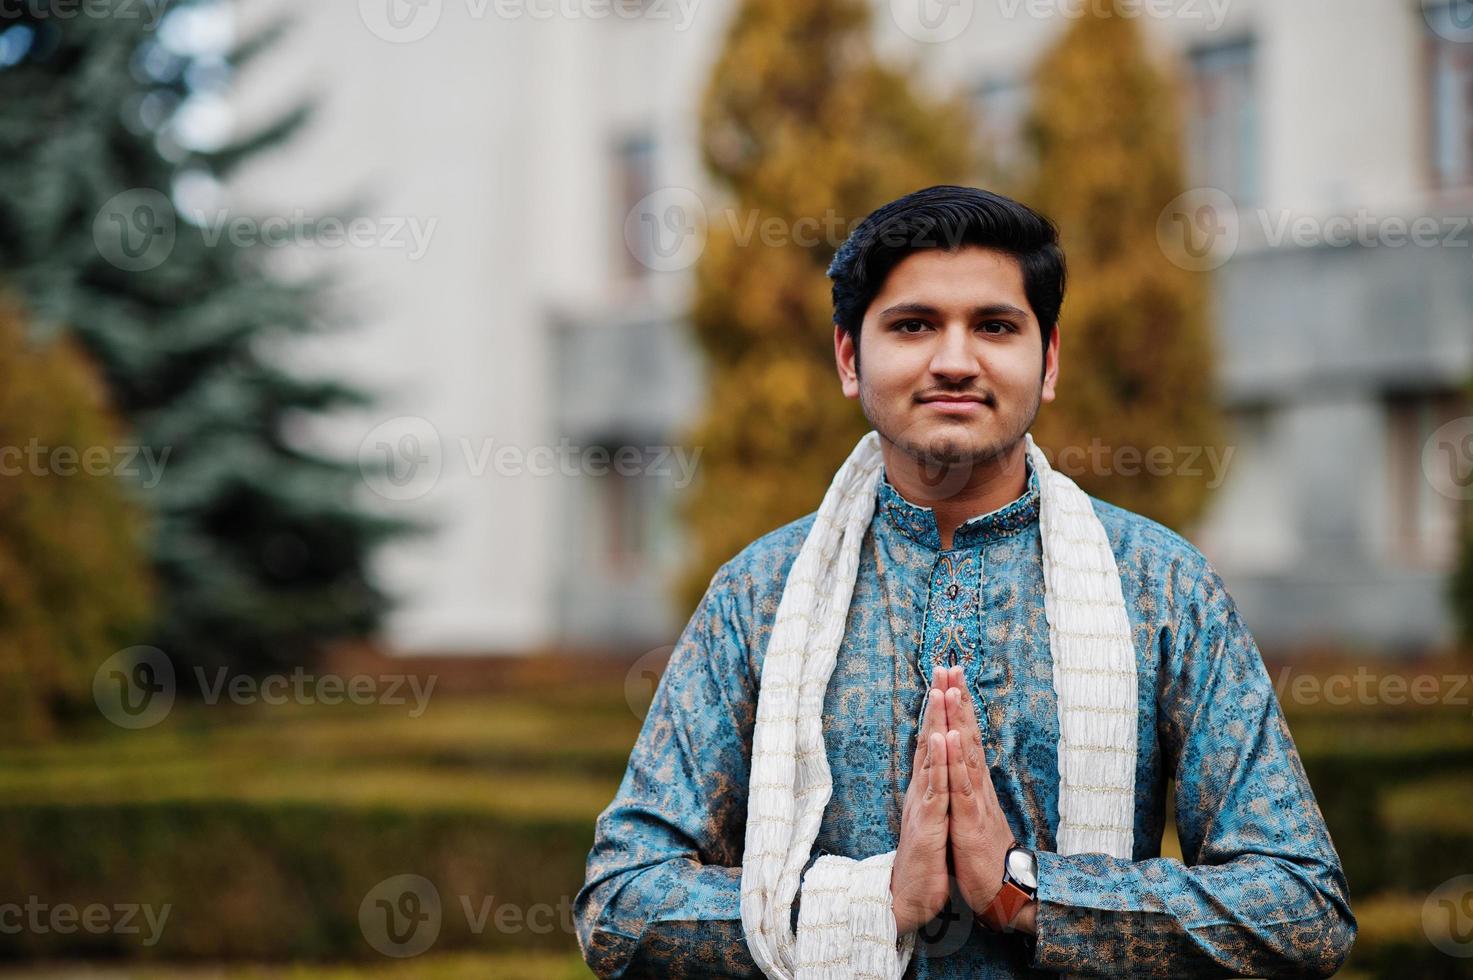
[1027, 557, 1358, 978]
[574, 558, 767, 979]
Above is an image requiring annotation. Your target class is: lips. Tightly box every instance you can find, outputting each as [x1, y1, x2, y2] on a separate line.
[921, 397, 987, 413]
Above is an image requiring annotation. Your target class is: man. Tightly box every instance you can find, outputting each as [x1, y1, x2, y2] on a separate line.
[574, 185, 1356, 978]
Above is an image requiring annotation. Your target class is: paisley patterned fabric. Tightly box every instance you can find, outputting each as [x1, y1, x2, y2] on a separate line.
[575, 455, 1358, 978]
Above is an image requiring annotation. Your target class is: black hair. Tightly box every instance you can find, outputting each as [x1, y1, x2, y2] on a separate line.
[826, 185, 1066, 370]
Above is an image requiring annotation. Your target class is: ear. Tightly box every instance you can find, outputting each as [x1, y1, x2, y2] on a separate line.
[835, 325, 859, 399]
[1040, 321, 1060, 404]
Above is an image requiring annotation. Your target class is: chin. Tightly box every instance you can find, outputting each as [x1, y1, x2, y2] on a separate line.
[911, 433, 983, 464]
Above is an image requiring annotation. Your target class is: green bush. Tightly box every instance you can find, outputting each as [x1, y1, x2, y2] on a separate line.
[0, 298, 154, 741]
[0, 662, 1466, 976]
[0, 803, 592, 962]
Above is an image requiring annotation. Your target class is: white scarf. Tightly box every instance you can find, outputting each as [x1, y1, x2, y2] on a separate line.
[739, 430, 1139, 979]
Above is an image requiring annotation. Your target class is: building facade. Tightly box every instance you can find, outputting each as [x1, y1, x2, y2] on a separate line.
[230, 0, 1473, 656]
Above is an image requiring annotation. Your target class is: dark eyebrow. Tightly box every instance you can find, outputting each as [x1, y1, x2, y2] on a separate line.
[878, 302, 1030, 320]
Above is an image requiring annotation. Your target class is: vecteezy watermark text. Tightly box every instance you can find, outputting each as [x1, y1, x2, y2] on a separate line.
[358, 417, 704, 502]
[1273, 665, 1473, 714]
[357, 0, 703, 44]
[0, 897, 171, 947]
[890, 0, 1233, 45]
[1041, 439, 1235, 488]
[1158, 187, 1473, 271]
[0, 0, 173, 30]
[196, 667, 436, 718]
[93, 189, 437, 272]
[0, 438, 170, 489]
[360, 874, 577, 958]
[93, 646, 437, 729]
[194, 208, 437, 260]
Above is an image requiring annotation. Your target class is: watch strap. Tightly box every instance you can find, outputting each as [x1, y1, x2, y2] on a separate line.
[977, 879, 1032, 933]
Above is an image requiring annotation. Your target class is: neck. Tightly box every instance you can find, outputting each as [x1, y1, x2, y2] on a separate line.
[879, 436, 1030, 550]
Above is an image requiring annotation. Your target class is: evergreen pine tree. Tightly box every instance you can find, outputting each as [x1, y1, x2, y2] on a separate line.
[679, 0, 976, 611]
[0, 3, 403, 681]
[1024, 4, 1222, 531]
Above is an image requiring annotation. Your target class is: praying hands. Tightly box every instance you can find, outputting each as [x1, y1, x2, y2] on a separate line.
[890, 665, 1035, 937]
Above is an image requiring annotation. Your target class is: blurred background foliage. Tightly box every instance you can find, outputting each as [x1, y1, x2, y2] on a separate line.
[679, 0, 976, 611]
[0, 0, 1468, 978]
[0, 654, 1468, 977]
[678, 0, 1225, 612]
[0, 298, 153, 741]
[1022, 11, 1223, 530]
[0, 0, 406, 705]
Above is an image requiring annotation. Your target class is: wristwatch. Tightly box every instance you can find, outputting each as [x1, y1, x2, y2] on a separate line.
[976, 841, 1038, 933]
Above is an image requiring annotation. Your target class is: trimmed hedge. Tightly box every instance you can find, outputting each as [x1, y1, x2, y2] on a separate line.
[1, 668, 1467, 974]
[0, 803, 592, 963]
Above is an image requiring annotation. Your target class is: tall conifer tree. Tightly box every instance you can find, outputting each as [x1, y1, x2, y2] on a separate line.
[0, 3, 402, 680]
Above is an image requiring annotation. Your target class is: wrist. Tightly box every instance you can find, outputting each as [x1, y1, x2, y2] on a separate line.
[963, 839, 1011, 909]
[975, 842, 1037, 934]
[1012, 900, 1038, 936]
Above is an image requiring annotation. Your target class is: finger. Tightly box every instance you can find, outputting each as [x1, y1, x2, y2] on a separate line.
[946, 730, 976, 802]
[912, 689, 944, 773]
[942, 668, 983, 755]
[927, 732, 949, 801]
[947, 684, 1002, 804]
[945, 689, 983, 771]
[949, 676, 987, 757]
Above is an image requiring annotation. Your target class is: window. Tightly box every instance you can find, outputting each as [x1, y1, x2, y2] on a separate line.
[973, 76, 1031, 186]
[1386, 389, 1469, 568]
[613, 131, 657, 279]
[1187, 39, 1260, 205]
[1426, 3, 1473, 189]
[1198, 403, 1298, 573]
[597, 444, 659, 573]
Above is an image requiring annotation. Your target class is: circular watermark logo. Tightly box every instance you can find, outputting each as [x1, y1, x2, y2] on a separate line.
[1425, 0, 1473, 43]
[916, 877, 974, 958]
[624, 645, 675, 720]
[623, 186, 707, 273]
[93, 646, 176, 730]
[1156, 187, 1239, 272]
[890, 0, 975, 44]
[1422, 416, 1473, 501]
[1423, 874, 1473, 958]
[882, 414, 1013, 503]
[93, 189, 177, 272]
[358, 416, 443, 501]
[359, 0, 443, 43]
[360, 874, 442, 957]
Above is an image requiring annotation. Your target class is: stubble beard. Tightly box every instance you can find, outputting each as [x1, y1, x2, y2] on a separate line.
[857, 376, 1043, 474]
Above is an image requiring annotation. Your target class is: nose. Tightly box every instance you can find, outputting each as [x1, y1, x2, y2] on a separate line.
[928, 322, 979, 381]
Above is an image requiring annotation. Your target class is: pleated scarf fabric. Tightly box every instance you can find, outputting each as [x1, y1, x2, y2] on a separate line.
[740, 431, 1138, 980]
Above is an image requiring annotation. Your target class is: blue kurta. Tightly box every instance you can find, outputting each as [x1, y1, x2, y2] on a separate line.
[575, 455, 1357, 977]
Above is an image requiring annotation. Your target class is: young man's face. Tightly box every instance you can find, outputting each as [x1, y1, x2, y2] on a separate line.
[834, 245, 1060, 471]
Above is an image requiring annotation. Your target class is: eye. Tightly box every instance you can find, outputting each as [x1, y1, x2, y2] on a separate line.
[893, 319, 930, 334]
[979, 320, 1016, 335]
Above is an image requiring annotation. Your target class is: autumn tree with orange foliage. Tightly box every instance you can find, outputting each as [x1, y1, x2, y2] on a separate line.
[1023, 5, 1223, 533]
[0, 298, 153, 739]
[678, 0, 977, 611]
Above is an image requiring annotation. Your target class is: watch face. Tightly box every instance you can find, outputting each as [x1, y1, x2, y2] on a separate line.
[1006, 847, 1038, 891]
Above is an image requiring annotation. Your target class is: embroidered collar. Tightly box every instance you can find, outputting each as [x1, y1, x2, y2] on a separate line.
[875, 452, 1040, 550]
